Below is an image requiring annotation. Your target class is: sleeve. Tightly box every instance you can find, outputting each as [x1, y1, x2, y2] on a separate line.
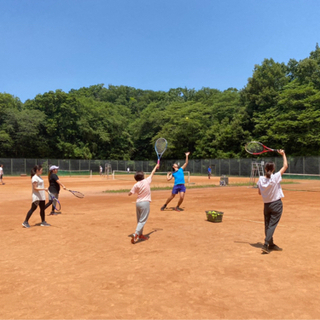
[146, 176, 152, 184]
[274, 172, 282, 183]
[130, 184, 137, 194]
[52, 174, 59, 182]
[256, 177, 261, 188]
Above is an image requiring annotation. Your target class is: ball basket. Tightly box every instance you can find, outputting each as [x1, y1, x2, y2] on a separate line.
[206, 210, 224, 223]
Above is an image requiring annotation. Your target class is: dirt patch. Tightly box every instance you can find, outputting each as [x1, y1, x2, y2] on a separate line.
[1, 175, 320, 319]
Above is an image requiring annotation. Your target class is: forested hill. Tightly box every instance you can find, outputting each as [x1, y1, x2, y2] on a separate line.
[1, 45, 320, 160]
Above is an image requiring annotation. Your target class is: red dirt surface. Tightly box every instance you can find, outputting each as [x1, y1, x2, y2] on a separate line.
[0, 175, 320, 319]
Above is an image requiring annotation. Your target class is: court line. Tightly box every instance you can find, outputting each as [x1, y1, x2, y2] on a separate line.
[226, 216, 296, 228]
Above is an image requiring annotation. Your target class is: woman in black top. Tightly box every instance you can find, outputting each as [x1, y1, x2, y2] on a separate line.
[45, 165, 66, 215]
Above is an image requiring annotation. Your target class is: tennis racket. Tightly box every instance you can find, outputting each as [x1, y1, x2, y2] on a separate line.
[155, 138, 167, 165]
[66, 188, 84, 198]
[48, 191, 61, 211]
[245, 141, 278, 155]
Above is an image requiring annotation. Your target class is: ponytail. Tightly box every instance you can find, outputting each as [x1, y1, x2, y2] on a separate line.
[31, 165, 42, 178]
[264, 162, 275, 179]
[48, 170, 52, 182]
[266, 170, 272, 179]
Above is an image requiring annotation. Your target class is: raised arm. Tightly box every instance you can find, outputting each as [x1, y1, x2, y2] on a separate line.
[149, 163, 160, 179]
[278, 149, 288, 176]
[181, 152, 190, 170]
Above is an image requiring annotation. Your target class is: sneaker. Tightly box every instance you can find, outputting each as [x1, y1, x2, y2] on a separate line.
[269, 244, 283, 251]
[160, 204, 167, 211]
[175, 207, 183, 212]
[48, 212, 56, 216]
[139, 234, 149, 241]
[41, 221, 51, 227]
[22, 221, 30, 228]
[131, 233, 139, 244]
[261, 244, 270, 254]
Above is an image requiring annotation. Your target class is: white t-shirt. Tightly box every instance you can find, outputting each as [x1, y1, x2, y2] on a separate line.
[257, 171, 284, 204]
[0, 167, 3, 175]
[32, 175, 46, 202]
[130, 176, 152, 202]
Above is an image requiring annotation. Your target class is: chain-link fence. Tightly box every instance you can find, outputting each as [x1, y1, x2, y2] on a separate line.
[1, 156, 320, 177]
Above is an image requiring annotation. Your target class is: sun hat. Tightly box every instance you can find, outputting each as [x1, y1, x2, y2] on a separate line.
[49, 165, 59, 171]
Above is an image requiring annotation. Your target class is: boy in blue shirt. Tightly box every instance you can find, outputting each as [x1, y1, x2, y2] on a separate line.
[160, 152, 190, 212]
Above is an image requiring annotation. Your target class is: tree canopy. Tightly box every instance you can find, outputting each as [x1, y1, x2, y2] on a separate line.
[1, 45, 320, 160]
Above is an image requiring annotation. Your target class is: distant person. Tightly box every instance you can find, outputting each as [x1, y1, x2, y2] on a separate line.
[0, 164, 4, 185]
[128, 163, 159, 244]
[160, 152, 190, 212]
[127, 167, 130, 174]
[45, 165, 66, 215]
[100, 165, 103, 176]
[257, 150, 288, 254]
[208, 166, 212, 179]
[22, 165, 49, 228]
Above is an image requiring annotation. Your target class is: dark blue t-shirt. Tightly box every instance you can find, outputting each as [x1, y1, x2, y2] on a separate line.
[49, 173, 60, 193]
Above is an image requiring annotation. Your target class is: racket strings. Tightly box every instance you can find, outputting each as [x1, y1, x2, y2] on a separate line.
[72, 191, 84, 198]
[68, 190, 84, 198]
[48, 192, 61, 211]
[54, 201, 61, 211]
[155, 138, 167, 154]
[245, 142, 264, 154]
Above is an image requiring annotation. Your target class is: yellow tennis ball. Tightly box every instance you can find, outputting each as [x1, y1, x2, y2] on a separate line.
[186, 117, 189, 120]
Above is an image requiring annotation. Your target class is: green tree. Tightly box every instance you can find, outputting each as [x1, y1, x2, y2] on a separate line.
[241, 58, 289, 120]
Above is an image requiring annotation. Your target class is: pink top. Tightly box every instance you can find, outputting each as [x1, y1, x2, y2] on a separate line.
[130, 176, 152, 202]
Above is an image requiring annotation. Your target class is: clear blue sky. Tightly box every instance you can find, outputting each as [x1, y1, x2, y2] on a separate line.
[1, 0, 319, 102]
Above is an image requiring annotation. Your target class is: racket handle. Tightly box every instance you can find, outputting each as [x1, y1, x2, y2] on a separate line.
[157, 159, 160, 165]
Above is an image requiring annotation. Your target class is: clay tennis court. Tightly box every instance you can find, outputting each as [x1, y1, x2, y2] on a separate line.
[1, 174, 320, 319]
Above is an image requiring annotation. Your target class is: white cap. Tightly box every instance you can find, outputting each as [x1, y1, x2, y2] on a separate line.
[49, 165, 59, 171]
